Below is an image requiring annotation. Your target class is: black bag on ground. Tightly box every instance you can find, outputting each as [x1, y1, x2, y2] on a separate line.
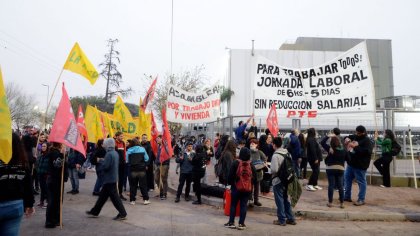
[200, 184, 225, 198]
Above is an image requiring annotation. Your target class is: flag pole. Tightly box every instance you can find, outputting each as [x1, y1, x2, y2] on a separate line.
[46, 69, 65, 115]
[59, 146, 66, 229]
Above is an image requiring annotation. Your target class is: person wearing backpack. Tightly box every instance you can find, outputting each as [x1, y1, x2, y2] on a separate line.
[126, 139, 150, 205]
[374, 129, 397, 188]
[271, 136, 297, 226]
[224, 147, 256, 230]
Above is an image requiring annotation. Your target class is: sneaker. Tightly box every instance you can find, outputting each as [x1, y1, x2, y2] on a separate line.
[286, 219, 297, 225]
[174, 197, 180, 203]
[143, 200, 151, 205]
[248, 202, 254, 207]
[92, 192, 100, 196]
[192, 200, 201, 205]
[379, 185, 387, 188]
[42, 204, 47, 209]
[120, 195, 127, 201]
[305, 185, 316, 191]
[185, 196, 191, 201]
[72, 190, 79, 195]
[340, 203, 345, 209]
[327, 202, 333, 208]
[37, 202, 44, 208]
[354, 200, 365, 206]
[237, 224, 246, 230]
[86, 211, 98, 218]
[314, 185, 323, 190]
[113, 214, 127, 221]
[273, 220, 286, 226]
[224, 222, 236, 229]
[254, 201, 262, 207]
[130, 201, 136, 205]
[67, 190, 74, 194]
[343, 198, 352, 202]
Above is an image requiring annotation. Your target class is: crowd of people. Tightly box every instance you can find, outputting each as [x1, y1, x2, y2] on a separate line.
[0, 120, 404, 234]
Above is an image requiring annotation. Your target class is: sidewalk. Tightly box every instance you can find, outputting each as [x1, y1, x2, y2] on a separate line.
[166, 159, 420, 221]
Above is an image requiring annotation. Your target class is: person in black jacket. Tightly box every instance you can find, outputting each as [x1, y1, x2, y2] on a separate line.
[305, 128, 322, 191]
[174, 142, 194, 202]
[343, 125, 373, 206]
[67, 149, 84, 194]
[321, 135, 348, 208]
[45, 142, 67, 228]
[141, 134, 155, 191]
[191, 144, 207, 205]
[0, 133, 35, 235]
[126, 139, 150, 205]
[92, 139, 106, 196]
[224, 147, 256, 230]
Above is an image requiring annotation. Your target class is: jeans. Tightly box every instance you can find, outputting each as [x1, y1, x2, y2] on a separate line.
[93, 168, 104, 193]
[344, 165, 367, 202]
[90, 183, 127, 217]
[68, 168, 79, 191]
[38, 174, 48, 203]
[0, 200, 23, 236]
[273, 184, 294, 224]
[155, 164, 169, 196]
[129, 171, 149, 201]
[308, 161, 320, 186]
[326, 169, 344, 203]
[374, 153, 393, 187]
[249, 180, 261, 203]
[176, 173, 192, 198]
[228, 186, 250, 225]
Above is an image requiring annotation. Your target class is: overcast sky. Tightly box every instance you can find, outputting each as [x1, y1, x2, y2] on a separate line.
[0, 0, 418, 112]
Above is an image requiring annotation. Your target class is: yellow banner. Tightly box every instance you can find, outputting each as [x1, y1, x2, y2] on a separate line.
[0, 67, 12, 164]
[85, 105, 103, 143]
[113, 96, 133, 130]
[63, 42, 99, 85]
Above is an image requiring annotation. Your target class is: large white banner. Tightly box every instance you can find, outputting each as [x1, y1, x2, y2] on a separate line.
[166, 84, 221, 124]
[254, 42, 375, 118]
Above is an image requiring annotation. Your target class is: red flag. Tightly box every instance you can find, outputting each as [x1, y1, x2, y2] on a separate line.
[76, 105, 88, 149]
[150, 111, 159, 156]
[266, 104, 279, 137]
[160, 108, 173, 163]
[49, 83, 86, 157]
[141, 77, 157, 110]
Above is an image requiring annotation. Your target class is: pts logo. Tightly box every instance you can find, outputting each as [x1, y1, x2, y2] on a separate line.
[286, 110, 317, 118]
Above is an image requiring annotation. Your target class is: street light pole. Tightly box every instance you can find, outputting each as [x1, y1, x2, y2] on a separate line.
[42, 84, 49, 131]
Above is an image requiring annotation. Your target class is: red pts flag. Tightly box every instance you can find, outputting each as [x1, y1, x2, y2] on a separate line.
[141, 77, 157, 110]
[49, 83, 86, 157]
[160, 108, 173, 163]
[266, 104, 279, 137]
[150, 111, 159, 156]
[76, 105, 88, 148]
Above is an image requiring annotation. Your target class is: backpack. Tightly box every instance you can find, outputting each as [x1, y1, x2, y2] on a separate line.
[235, 160, 252, 192]
[276, 152, 296, 186]
[390, 140, 401, 156]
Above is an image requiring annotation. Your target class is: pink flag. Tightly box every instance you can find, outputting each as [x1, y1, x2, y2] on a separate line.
[160, 108, 173, 163]
[266, 104, 279, 137]
[141, 77, 157, 110]
[49, 83, 86, 157]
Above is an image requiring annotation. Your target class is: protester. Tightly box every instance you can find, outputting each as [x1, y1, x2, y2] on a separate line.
[374, 129, 396, 188]
[287, 129, 302, 178]
[214, 133, 220, 151]
[306, 128, 323, 191]
[218, 140, 236, 186]
[91, 139, 106, 196]
[67, 149, 84, 195]
[175, 142, 194, 203]
[321, 136, 348, 208]
[298, 132, 307, 179]
[259, 134, 274, 195]
[22, 135, 37, 195]
[215, 135, 229, 161]
[86, 138, 127, 221]
[36, 142, 49, 208]
[154, 135, 170, 200]
[202, 138, 213, 184]
[126, 139, 150, 205]
[234, 114, 254, 143]
[0, 133, 35, 235]
[191, 144, 207, 205]
[45, 142, 67, 228]
[114, 132, 127, 201]
[249, 138, 267, 207]
[271, 137, 297, 226]
[344, 125, 373, 206]
[141, 134, 155, 191]
[224, 147, 256, 230]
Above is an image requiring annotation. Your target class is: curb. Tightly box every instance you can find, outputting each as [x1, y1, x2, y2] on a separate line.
[167, 184, 420, 222]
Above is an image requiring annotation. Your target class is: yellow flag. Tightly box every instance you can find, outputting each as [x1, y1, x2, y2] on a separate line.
[63, 42, 99, 85]
[0, 67, 12, 164]
[85, 105, 103, 143]
[138, 98, 151, 139]
[113, 96, 133, 130]
[100, 111, 114, 138]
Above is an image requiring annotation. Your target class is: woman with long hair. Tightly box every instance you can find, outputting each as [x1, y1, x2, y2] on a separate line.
[306, 128, 322, 191]
[219, 140, 236, 186]
[0, 133, 35, 235]
[374, 129, 396, 188]
[191, 144, 207, 205]
[92, 139, 106, 195]
[36, 142, 50, 208]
